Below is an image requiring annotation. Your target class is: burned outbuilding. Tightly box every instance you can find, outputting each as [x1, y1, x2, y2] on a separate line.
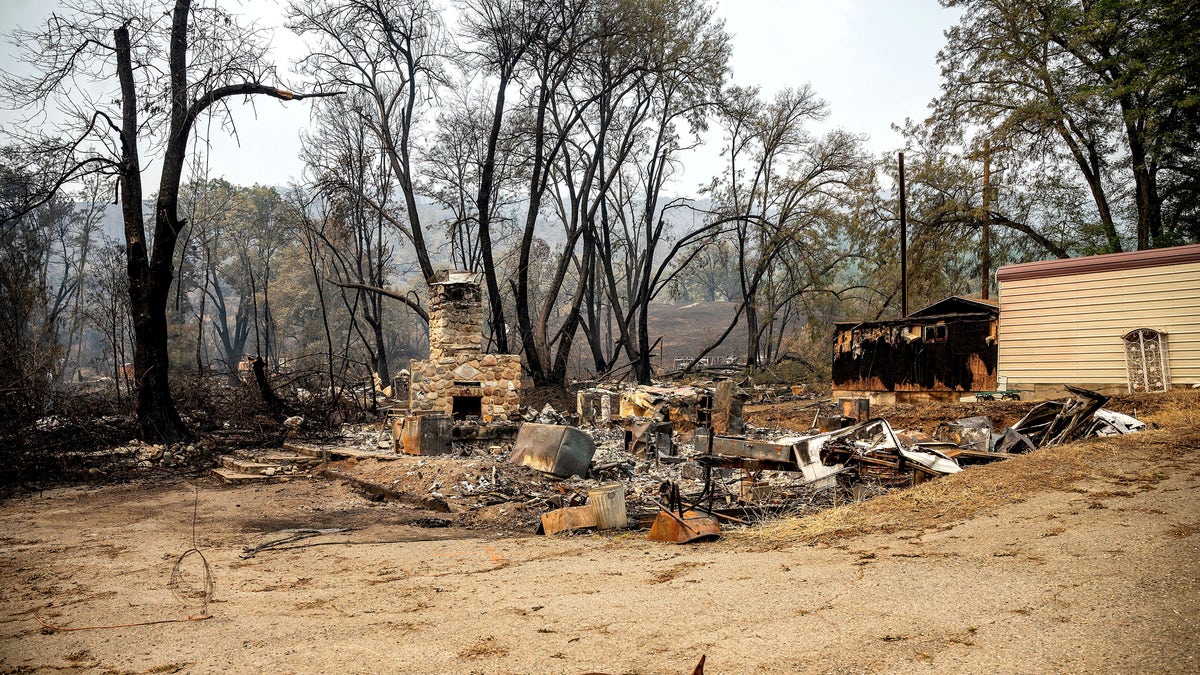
[832, 296, 999, 403]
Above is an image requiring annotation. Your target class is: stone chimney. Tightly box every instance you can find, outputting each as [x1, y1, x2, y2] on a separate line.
[408, 270, 523, 423]
[427, 270, 484, 360]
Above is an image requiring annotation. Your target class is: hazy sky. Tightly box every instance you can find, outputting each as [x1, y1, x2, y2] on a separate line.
[0, 0, 958, 194]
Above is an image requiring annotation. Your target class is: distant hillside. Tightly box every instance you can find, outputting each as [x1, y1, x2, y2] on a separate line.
[647, 301, 747, 362]
[568, 301, 749, 375]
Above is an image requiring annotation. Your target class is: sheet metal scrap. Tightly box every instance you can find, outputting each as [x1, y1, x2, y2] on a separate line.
[931, 387, 1144, 458]
[794, 419, 961, 483]
[699, 430, 841, 484]
[696, 418, 959, 492]
[623, 419, 674, 458]
[1092, 409, 1146, 435]
[509, 423, 596, 478]
[619, 385, 704, 420]
[709, 436, 794, 465]
[991, 426, 1036, 454]
[700, 420, 953, 483]
[618, 382, 745, 437]
[818, 418, 961, 487]
[1009, 386, 1117, 449]
[576, 388, 618, 426]
[934, 416, 993, 452]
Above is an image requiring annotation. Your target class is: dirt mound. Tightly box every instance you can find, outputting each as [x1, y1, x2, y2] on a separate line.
[329, 452, 561, 533]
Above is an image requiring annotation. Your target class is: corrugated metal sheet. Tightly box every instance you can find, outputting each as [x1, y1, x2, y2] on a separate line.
[998, 258, 1200, 392]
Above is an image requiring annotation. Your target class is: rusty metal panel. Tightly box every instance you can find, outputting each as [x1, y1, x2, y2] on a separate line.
[510, 423, 596, 478]
[401, 414, 452, 456]
[623, 420, 673, 458]
[541, 505, 597, 535]
[647, 509, 721, 544]
[711, 379, 744, 434]
[709, 436, 792, 464]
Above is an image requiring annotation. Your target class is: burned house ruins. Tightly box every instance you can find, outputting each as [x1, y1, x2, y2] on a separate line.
[832, 296, 999, 403]
[409, 271, 522, 421]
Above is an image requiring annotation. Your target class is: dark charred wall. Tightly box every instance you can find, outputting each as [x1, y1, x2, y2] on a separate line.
[832, 316, 997, 392]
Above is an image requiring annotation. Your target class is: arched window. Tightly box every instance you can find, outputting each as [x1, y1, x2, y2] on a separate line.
[1123, 328, 1170, 393]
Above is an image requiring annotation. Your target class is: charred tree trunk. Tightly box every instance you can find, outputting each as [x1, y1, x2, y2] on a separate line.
[744, 300, 760, 370]
[131, 286, 190, 440]
[635, 300, 652, 384]
[582, 262, 608, 373]
[113, 2, 337, 442]
[477, 69, 512, 354]
[366, 297, 390, 383]
[252, 356, 292, 420]
[116, 23, 192, 442]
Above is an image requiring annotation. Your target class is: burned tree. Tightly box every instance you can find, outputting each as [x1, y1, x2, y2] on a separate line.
[288, 0, 447, 286]
[699, 86, 871, 372]
[2, 1, 337, 441]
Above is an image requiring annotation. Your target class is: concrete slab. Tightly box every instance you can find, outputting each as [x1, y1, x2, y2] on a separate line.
[283, 441, 398, 461]
[210, 467, 284, 485]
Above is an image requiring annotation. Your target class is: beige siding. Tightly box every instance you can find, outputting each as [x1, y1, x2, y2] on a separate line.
[998, 260, 1200, 394]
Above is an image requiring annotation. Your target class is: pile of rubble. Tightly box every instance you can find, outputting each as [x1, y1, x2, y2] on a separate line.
[522, 385, 1147, 542]
[231, 383, 1148, 543]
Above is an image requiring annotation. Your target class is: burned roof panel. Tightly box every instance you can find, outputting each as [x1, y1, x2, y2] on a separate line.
[909, 296, 999, 318]
[833, 311, 997, 330]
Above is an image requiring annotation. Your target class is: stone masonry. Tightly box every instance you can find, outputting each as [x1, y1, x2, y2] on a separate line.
[409, 271, 522, 421]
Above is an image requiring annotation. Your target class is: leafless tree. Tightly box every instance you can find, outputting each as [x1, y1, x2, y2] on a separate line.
[696, 85, 871, 371]
[583, 0, 731, 383]
[2, 0, 337, 441]
[289, 0, 447, 284]
[300, 99, 407, 386]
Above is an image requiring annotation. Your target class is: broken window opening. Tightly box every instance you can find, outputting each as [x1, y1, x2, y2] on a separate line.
[1123, 328, 1170, 393]
[923, 323, 948, 343]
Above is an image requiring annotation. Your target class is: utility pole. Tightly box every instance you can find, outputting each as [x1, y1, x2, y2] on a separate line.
[899, 152, 908, 318]
[981, 139, 991, 300]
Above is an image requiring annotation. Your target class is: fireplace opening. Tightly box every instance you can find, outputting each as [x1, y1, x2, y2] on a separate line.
[452, 395, 483, 420]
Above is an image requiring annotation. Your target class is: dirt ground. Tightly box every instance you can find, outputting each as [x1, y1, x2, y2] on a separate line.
[2, 394, 1199, 673]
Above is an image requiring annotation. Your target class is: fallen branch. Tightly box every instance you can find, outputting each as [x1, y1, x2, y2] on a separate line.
[33, 610, 211, 633]
[236, 539, 444, 556]
[240, 528, 354, 559]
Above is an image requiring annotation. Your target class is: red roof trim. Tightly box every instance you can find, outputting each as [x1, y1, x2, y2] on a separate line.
[996, 244, 1200, 282]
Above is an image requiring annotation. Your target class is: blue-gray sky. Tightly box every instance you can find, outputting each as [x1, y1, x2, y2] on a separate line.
[1, 0, 958, 193]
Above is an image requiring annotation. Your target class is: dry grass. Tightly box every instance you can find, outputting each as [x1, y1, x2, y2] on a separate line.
[1166, 522, 1200, 539]
[457, 636, 510, 659]
[747, 391, 1200, 547]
